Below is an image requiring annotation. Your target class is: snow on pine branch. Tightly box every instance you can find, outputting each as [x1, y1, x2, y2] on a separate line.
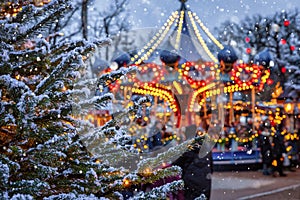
[52, 38, 111, 57]
[131, 180, 184, 200]
[36, 39, 110, 95]
[4, 38, 51, 69]
[0, 75, 30, 100]
[79, 93, 114, 110]
[35, 51, 82, 95]
[0, 161, 9, 185]
[98, 66, 136, 87]
[73, 77, 99, 89]
[27, 133, 73, 154]
[44, 193, 108, 200]
[137, 138, 195, 173]
[1, 2, 72, 44]
[9, 179, 50, 196]
[82, 95, 152, 153]
[9, 194, 34, 200]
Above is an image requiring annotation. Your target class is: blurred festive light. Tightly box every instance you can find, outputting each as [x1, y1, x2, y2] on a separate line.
[0, 0, 51, 19]
[283, 19, 290, 27]
[246, 48, 251, 54]
[271, 23, 280, 32]
[281, 39, 287, 45]
[123, 179, 131, 187]
[245, 37, 250, 43]
[281, 66, 286, 73]
[290, 46, 295, 51]
[110, 62, 119, 71]
[266, 78, 274, 85]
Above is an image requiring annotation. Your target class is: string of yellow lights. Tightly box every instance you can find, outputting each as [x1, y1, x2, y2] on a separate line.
[191, 12, 224, 49]
[187, 11, 219, 63]
[131, 11, 179, 65]
[173, 81, 183, 95]
[188, 63, 271, 111]
[189, 82, 216, 112]
[131, 85, 179, 113]
[211, 129, 299, 145]
[175, 10, 185, 50]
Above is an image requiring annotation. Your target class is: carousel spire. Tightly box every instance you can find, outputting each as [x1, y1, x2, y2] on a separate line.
[179, 0, 188, 11]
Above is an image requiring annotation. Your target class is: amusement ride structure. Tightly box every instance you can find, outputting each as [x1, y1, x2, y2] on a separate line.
[92, 0, 274, 160]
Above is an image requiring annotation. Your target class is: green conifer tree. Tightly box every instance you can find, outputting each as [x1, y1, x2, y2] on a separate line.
[0, 1, 188, 199]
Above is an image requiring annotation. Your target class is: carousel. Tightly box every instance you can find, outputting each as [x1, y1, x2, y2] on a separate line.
[91, 0, 275, 166]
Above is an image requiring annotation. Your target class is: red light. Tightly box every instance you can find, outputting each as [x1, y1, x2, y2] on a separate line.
[245, 37, 250, 43]
[201, 80, 206, 86]
[281, 67, 286, 73]
[283, 20, 290, 27]
[267, 79, 274, 85]
[246, 48, 251, 54]
[281, 39, 286, 45]
[290, 46, 295, 51]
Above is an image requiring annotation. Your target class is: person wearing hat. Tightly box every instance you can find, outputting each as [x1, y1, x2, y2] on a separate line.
[258, 128, 273, 175]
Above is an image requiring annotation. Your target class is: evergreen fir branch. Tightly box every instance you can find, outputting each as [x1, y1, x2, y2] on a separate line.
[35, 51, 81, 95]
[73, 77, 99, 90]
[47, 91, 71, 105]
[137, 138, 196, 174]
[15, 7, 68, 43]
[98, 66, 136, 87]
[131, 180, 184, 200]
[9, 179, 50, 197]
[113, 166, 182, 192]
[51, 38, 111, 58]
[1, 4, 70, 44]
[11, 4, 36, 24]
[0, 1, 188, 198]
[10, 0, 71, 26]
[79, 94, 113, 110]
[0, 75, 31, 101]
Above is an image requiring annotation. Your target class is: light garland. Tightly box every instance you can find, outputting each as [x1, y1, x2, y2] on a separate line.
[130, 84, 179, 114]
[173, 81, 183, 94]
[189, 82, 216, 112]
[189, 61, 271, 111]
[187, 11, 219, 63]
[191, 12, 224, 49]
[231, 63, 266, 89]
[179, 61, 215, 89]
[209, 104, 299, 144]
[212, 130, 299, 145]
[129, 63, 167, 85]
[131, 11, 179, 65]
[175, 10, 185, 50]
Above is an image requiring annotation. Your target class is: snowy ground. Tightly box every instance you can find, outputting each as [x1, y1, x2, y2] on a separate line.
[212, 175, 275, 190]
[211, 169, 300, 200]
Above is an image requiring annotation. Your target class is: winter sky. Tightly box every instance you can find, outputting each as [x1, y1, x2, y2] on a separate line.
[99, 0, 299, 30]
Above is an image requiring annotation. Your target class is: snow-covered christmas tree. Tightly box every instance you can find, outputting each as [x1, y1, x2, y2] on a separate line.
[0, 1, 194, 199]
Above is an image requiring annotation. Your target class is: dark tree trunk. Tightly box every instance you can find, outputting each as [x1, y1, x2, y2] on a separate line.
[82, 0, 88, 40]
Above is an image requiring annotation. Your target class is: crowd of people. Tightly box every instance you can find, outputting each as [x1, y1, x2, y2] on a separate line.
[220, 117, 299, 177]
[257, 124, 299, 177]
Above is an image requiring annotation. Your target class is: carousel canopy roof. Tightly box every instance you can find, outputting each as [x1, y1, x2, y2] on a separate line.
[254, 48, 273, 68]
[130, 0, 224, 65]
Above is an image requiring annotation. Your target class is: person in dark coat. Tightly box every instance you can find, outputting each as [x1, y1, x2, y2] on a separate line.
[272, 133, 287, 177]
[172, 137, 213, 200]
[258, 129, 273, 175]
